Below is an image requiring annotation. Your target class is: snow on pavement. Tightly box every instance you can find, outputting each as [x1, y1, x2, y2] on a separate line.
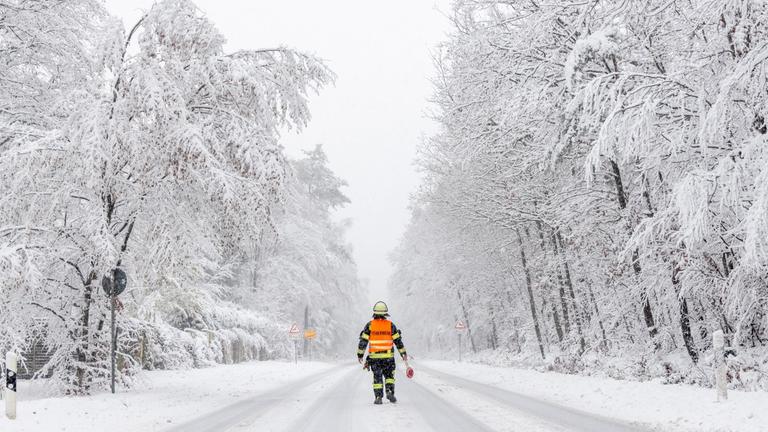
[414, 367, 633, 432]
[0, 361, 334, 432]
[421, 360, 768, 432]
[268, 363, 562, 432]
[3, 359, 767, 432]
[134, 362, 634, 432]
[277, 365, 442, 432]
[169, 363, 353, 432]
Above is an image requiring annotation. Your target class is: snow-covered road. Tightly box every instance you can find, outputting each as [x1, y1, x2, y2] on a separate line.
[415, 364, 641, 432]
[6, 360, 766, 431]
[281, 365, 494, 432]
[171, 363, 644, 432]
[166, 363, 345, 432]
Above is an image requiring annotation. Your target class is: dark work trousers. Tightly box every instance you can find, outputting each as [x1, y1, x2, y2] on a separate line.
[369, 358, 396, 397]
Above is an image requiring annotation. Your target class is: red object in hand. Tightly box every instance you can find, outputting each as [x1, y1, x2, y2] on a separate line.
[406, 366, 414, 379]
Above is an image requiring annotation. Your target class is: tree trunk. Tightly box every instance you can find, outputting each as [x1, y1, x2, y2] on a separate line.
[534, 221, 565, 342]
[540, 296, 553, 346]
[588, 283, 609, 351]
[510, 316, 523, 354]
[549, 296, 564, 343]
[611, 160, 658, 343]
[489, 305, 499, 350]
[673, 265, 698, 363]
[696, 300, 710, 351]
[679, 297, 698, 362]
[504, 277, 523, 353]
[76, 284, 92, 390]
[516, 228, 545, 359]
[554, 231, 585, 352]
[536, 221, 571, 334]
[75, 270, 97, 392]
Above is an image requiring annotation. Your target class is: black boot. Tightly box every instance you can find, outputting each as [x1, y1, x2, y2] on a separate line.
[374, 396, 383, 405]
[386, 390, 397, 403]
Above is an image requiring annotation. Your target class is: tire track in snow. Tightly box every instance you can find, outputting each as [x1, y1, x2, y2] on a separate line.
[418, 364, 648, 432]
[286, 364, 494, 432]
[403, 369, 497, 432]
[165, 363, 348, 432]
[285, 365, 435, 432]
[283, 366, 368, 432]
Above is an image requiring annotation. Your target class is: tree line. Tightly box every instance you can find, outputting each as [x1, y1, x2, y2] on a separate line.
[0, 0, 363, 394]
[390, 0, 768, 389]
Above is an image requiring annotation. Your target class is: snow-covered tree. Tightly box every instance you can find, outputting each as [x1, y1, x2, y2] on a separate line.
[392, 0, 768, 389]
[0, 0, 349, 393]
[229, 145, 365, 357]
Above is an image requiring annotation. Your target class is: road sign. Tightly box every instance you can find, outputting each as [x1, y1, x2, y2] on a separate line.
[101, 268, 127, 297]
[288, 323, 301, 364]
[304, 329, 317, 340]
[112, 268, 127, 296]
[288, 323, 301, 339]
[455, 320, 466, 362]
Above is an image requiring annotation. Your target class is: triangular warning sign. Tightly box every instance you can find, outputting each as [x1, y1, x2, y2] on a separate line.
[455, 320, 466, 331]
[288, 323, 300, 334]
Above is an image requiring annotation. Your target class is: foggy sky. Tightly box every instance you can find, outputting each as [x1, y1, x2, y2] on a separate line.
[105, 0, 451, 304]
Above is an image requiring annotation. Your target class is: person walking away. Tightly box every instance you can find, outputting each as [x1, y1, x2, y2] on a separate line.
[357, 301, 408, 405]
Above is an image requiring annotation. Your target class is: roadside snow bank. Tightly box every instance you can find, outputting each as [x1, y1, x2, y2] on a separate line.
[460, 347, 768, 391]
[422, 360, 768, 432]
[0, 361, 333, 432]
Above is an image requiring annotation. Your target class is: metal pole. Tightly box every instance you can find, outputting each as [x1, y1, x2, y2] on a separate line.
[458, 333, 462, 362]
[294, 340, 298, 365]
[5, 352, 17, 419]
[111, 295, 116, 394]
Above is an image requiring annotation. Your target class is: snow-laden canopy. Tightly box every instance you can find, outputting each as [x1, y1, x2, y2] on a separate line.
[0, 0, 363, 393]
[391, 0, 768, 390]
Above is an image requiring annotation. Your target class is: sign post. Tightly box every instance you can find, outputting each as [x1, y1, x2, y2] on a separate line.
[455, 320, 466, 362]
[101, 268, 127, 394]
[303, 329, 317, 361]
[288, 323, 301, 364]
[5, 352, 17, 420]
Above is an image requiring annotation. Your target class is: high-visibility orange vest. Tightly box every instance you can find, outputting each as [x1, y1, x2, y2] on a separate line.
[368, 319, 394, 353]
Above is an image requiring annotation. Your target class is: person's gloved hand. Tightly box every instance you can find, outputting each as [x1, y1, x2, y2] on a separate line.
[401, 354, 408, 362]
[358, 357, 364, 364]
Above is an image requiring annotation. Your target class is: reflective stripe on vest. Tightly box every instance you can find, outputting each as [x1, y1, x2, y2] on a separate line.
[368, 351, 395, 359]
[368, 319, 394, 353]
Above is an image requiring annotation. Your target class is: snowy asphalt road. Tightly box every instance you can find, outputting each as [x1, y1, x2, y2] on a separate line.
[170, 362, 647, 432]
[166, 364, 343, 432]
[417, 364, 644, 432]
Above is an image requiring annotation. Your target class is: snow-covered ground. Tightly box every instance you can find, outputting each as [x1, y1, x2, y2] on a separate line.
[421, 360, 768, 432]
[2, 359, 767, 431]
[0, 361, 334, 432]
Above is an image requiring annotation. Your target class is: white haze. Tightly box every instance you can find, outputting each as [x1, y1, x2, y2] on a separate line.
[105, 0, 453, 303]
